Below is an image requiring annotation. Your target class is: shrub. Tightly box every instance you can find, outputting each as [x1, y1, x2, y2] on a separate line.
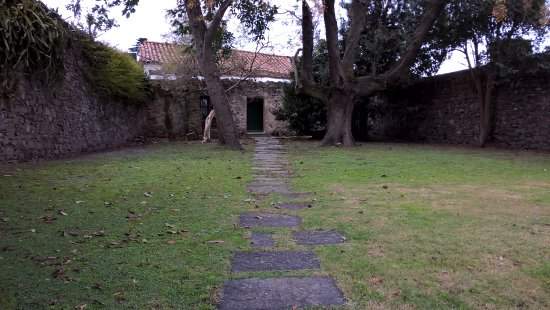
[0, 0, 66, 92]
[80, 38, 149, 104]
[275, 83, 326, 136]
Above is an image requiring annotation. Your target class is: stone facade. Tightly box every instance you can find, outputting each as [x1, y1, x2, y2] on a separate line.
[0, 48, 147, 162]
[145, 80, 288, 139]
[226, 80, 288, 136]
[375, 69, 550, 151]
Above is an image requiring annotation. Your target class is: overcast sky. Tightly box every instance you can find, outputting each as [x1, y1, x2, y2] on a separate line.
[42, 0, 468, 74]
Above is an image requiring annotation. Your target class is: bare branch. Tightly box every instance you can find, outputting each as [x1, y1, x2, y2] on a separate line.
[323, 0, 345, 87]
[301, 0, 315, 83]
[205, 0, 233, 45]
[384, 0, 447, 82]
[342, 0, 370, 76]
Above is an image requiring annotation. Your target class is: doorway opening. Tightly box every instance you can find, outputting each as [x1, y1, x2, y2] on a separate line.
[247, 97, 264, 133]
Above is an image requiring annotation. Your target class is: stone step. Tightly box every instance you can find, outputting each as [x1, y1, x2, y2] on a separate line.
[250, 232, 275, 248]
[219, 277, 346, 310]
[231, 251, 320, 272]
[239, 213, 301, 228]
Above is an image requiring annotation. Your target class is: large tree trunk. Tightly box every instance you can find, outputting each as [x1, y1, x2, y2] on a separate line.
[202, 70, 242, 148]
[471, 68, 496, 148]
[321, 92, 355, 146]
[184, 0, 242, 150]
[479, 70, 496, 147]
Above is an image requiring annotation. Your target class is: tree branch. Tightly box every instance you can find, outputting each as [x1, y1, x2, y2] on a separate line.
[301, 0, 314, 83]
[342, 0, 369, 76]
[184, 0, 207, 49]
[323, 0, 345, 88]
[205, 0, 233, 45]
[353, 0, 446, 95]
[384, 0, 447, 82]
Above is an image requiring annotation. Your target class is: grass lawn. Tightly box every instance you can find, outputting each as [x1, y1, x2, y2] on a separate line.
[287, 142, 550, 309]
[1, 141, 549, 309]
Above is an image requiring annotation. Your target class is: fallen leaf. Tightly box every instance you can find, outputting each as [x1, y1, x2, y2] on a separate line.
[1, 217, 8, 223]
[58, 210, 68, 216]
[207, 240, 225, 244]
[104, 202, 113, 207]
[74, 304, 87, 310]
[92, 230, 105, 237]
[40, 215, 57, 224]
[167, 240, 176, 245]
[30, 229, 36, 233]
[75, 201, 85, 204]
[369, 277, 384, 286]
[144, 192, 153, 198]
[164, 223, 176, 229]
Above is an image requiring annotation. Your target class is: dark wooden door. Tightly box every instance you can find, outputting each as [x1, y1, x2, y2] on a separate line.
[247, 98, 264, 132]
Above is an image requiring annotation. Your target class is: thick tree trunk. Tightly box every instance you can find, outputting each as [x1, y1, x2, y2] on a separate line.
[202, 71, 242, 149]
[184, 0, 242, 150]
[473, 69, 496, 148]
[479, 71, 495, 147]
[321, 92, 355, 146]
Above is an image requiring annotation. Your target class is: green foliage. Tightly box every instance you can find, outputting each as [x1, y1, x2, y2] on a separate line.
[0, 0, 66, 92]
[80, 38, 149, 104]
[342, 0, 452, 78]
[275, 83, 326, 136]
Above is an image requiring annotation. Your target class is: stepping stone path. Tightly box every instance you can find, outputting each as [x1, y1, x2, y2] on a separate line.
[250, 232, 275, 248]
[239, 212, 301, 228]
[231, 251, 320, 272]
[220, 277, 346, 310]
[220, 136, 347, 309]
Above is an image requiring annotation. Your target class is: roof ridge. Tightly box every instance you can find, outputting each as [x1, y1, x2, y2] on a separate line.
[141, 41, 290, 58]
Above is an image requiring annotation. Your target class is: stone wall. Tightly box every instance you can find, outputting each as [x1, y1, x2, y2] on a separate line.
[376, 69, 550, 150]
[226, 80, 288, 135]
[146, 79, 290, 138]
[0, 47, 289, 162]
[145, 82, 203, 140]
[0, 47, 147, 162]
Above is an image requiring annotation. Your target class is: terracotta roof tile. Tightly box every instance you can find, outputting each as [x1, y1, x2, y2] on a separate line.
[138, 41, 292, 79]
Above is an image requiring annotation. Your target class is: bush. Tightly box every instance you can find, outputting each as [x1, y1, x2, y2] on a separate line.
[0, 0, 66, 92]
[81, 39, 149, 104]
[275, 83, 326, 136]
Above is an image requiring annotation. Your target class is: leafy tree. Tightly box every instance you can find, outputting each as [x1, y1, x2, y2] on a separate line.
[276, 83, 327, 136]
[66, 0, 118, 38]
[446, 0, 550, 146]
[296, 0, 449, 146]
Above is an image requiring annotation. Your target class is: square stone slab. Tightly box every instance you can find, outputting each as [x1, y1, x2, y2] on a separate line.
[276, 203, 313, 210]
[231, 251, 320, 272]
[219, 277, 346, 310]
[239, 213, 302, 228]
[250, 232, 275, 248]
[293, 230, 346, 245]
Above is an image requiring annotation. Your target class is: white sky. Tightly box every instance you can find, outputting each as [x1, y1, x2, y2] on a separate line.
[42, 0, 468, 74]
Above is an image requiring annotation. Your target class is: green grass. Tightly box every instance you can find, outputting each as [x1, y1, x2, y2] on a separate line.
[1, 141, 550, 309]
[288, 142, 550, 309]
[0, 142, 253, 309]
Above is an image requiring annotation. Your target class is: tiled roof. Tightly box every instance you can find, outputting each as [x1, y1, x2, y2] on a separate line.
[138, 41, 293, 79]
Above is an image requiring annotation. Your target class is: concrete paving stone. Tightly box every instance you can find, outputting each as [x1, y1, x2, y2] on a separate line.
[219, 277, 346, 310]
[231, 251, 320, 272]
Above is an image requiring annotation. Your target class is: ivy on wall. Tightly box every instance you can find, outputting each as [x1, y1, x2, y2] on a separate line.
[1, 0, 149, 104]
